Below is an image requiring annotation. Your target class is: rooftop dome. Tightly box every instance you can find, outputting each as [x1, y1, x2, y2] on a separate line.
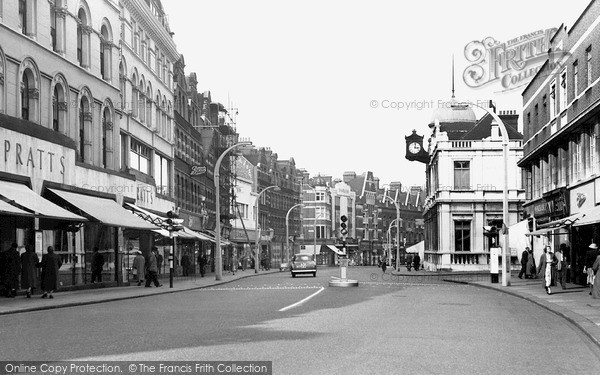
[429, 99, 477, 127]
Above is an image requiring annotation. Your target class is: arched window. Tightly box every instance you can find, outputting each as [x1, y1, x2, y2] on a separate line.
[119, 60, 126, 109]
[100, 22, 112, 81]
[161, 98, 167, 138]
[78, 92, 92, 162]
[167, 101, 172, 141]
[138, 78, 145, 123]
[155, 92, 161, 134]
[155, 47, 161, 75]
[131, 71, 138, 117]
[52, 86, 59, 131]
[21, 73, 29, 120]
[146, 84, 152, 127]
[51, 75, 68, 133]
[77, 7, 91, 68]
[102, 104, 113, 169]
[20, 66, 39, 122]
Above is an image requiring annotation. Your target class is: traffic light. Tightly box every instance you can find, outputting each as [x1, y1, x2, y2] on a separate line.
[527, 217, 536, 233]
[340, 215, 348, 237]
[166, 210, 184, 232]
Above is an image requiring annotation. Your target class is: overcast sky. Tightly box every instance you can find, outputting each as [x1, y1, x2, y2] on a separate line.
[163, 0, 589, 189]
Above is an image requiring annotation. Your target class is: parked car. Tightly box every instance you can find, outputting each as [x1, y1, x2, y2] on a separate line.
[290, 254, 317, 277]
[279, 262, 290, 272]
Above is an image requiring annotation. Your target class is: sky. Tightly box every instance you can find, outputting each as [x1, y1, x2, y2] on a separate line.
[162, 0, 590, 189]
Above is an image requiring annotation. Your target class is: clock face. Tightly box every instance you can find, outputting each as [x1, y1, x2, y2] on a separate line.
[408, 142, 421, 154]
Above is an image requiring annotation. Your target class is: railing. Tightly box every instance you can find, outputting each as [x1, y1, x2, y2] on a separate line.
[451, 141, 472, 148]
[451, 252, 486, 265]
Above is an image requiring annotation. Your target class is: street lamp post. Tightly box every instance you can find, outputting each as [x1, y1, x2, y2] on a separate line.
[313, 213, 324, 263]
[454, 101, 511, 287]
[255, 185, 280, 273]
[215, 141, 252, 281]
[286, 203, 303, 263]
[382, 194, 401, 272]
[387, 218, 398, 267]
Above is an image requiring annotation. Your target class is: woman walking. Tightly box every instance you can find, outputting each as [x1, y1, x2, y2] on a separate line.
[38, 246, 62, 299]
[537, 246, 556, 295]
[592, 250, 600, 299]
[20, 245, 39, 298]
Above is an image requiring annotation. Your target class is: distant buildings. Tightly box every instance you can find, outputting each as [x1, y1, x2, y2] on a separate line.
[233, 168, 424, 265]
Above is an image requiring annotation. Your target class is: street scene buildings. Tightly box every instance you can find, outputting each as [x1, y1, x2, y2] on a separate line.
[1, 0, 600, 371]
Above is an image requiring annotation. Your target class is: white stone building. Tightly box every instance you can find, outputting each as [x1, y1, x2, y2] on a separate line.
[423, 102, 525, 271]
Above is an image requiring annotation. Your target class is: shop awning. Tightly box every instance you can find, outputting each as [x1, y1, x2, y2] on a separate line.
[153, 228, 195, 239]
[406, 240, 424, 254]
[124, 203, 167, 227]
[203, 230, 231, 245]
[0, 199, 34, 216]
[526, 227, 562, 236]
[326, 245, 343, 255]
[152, 226, 216, 241]
[0, 180, 85, 221]
[573, 206, 600, 227]
[182, 227, 214, 241]
[48, 189, 158, 230]
[537, 212, 583, 229]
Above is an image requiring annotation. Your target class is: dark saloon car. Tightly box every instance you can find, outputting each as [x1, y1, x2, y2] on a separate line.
[290, 254, 317, 277]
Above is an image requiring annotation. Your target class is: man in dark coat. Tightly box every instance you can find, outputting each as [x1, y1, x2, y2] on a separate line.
[198, 254, 206, 277]
[181, 253, 191, 276]
[21, 245, 39, 298]
[38, 246, 62, 299]
[518, 247, 530, 279]
[91, 247, 104, 283]
[145, 247, 162, 287]
[413, 254, 421, 271]
[4, 243, 20, 297]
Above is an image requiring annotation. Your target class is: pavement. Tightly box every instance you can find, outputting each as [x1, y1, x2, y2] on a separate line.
[389, 268, 600, 349]
[0, 268, 280, 315]
[468, 273, 600, 349]
[2, 266, 600, 350]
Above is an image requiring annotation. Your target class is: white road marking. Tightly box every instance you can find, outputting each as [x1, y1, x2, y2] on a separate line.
[203, 286, 321, 291]
[279, 287, 325, 312]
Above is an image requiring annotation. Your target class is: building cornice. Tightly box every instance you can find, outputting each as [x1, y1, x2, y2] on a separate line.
[123, 0, 179, 61]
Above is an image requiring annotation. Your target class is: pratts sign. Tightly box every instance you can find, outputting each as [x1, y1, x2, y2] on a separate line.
[4, 140, 66, 175]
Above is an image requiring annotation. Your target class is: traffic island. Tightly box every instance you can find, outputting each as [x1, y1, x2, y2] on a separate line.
[329, 259, 359, 287]
[329, 278, 359, 287]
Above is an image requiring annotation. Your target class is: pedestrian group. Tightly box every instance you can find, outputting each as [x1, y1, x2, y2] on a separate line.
[0, 244, 63, 299]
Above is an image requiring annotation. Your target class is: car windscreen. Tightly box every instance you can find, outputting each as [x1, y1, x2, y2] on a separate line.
[294, 255, 312, 262]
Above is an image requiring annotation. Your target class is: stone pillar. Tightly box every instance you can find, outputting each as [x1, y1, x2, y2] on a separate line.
[55, 10, 66, 54]
[82, 26, 92, 69]
[26, 0, 36, 37]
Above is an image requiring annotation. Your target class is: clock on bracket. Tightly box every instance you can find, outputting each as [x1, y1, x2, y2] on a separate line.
[408, 142, 421, 154]
[405, 130, 428, 163]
